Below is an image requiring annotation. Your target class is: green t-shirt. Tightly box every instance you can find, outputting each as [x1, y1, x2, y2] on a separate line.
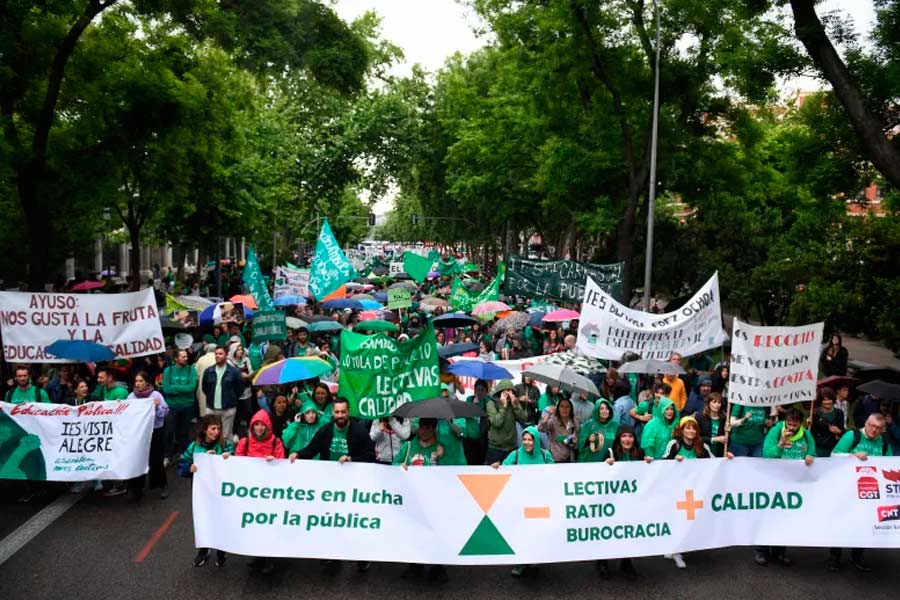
[833, 430, 893, 456]
[329, 425, 349, 461]
[763, 422, 816, 460]
[96, 384, 128, 402]
[730, 405, 769, 446]
[394, 437, 440, 467]
[5, 386, 50, 404]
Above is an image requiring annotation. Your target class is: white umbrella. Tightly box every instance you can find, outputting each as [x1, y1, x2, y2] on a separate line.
[617, 359, 686, 376]
[523, 363, 600, 396]
[542, 351, 607, 375]
[285, 317, 308, 330]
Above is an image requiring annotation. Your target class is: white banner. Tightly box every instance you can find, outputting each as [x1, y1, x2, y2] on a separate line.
[576, 273, 726, 360]
[729, 320, 825, 406]
[0, 289, 164, 363]
[389, 261, 405, 276]
[0, 400, 154, 481]
[274, 266, 309, 299]
[193, 455, 900, 563]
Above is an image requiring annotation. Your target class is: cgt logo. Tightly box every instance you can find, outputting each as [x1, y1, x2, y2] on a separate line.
[883, 470, 900, 497]
[877, 505, 900, 523]
[857, 466, 880, 499]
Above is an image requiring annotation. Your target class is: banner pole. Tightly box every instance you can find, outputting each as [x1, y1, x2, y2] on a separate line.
[723, 399, 733, 457]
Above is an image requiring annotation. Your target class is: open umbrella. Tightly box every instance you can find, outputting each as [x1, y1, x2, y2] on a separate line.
[543, 351, 606, 375]
[528, 311, 547, 327]
[355, 320, 399, 333]
[523, 363, 600, 396]
[305, 314, 335, 322]
[421, 296, 449, 307]
[816, 376, 861, 391]
[392, 397, 486, 420]
[358, 299, 384, 310]
[252, 357, 334, 385]
[473, 301, 510, 315]
[373, 292, 388, 303]
[71, 280, 104, 291]
[464, 281, 485, 292]
[447, 360, 513, 380]
[322, 298, 364, 311]
[308, 321, 344, 333]
[389, 281, 418, 290]
[857, 380, 900, 402]
[491, 312, 530, 334]
[198, 303, 254, 325]
[433, 312, 478, 328]
[618, 359, 686, 376]
[229, 294, 259, 310]
[285, 317, 308, 330]
[438, 342, 479, 358]
[350, 293, 376, 301]
[45, 340, 115, 363]
[542, 309, 580, 322]
[274, 295, 307, 307]
[392, 272, 413, 280]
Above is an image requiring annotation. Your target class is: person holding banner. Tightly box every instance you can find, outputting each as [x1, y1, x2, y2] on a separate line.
[127, 372, 170, 500]
[729, 402, 773, 458]
[484, 380, 528, 465]
[756, 407, 815, 567]
[698, 393, 728, 458]
[578, 399, 619, 463]
[4, 366, 50, 404]
[283, 399, 327, 460]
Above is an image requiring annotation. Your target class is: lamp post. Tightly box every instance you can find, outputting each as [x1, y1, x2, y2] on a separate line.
[642, 0, 661, 313]
[102, 207, 111, 279]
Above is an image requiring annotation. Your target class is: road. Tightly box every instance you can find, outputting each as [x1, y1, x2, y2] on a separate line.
[1, 471, 899, 600]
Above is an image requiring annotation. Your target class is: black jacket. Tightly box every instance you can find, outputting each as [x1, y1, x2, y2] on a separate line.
[698, 413, 726, 457]
[200, 363, 246, 411]
[297, 419, 375, 462]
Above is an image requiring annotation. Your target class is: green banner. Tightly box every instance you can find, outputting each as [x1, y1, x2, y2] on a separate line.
[449, 264, 502, 312]
[388, 287, 412, 309]
[252, 310, 287, 343]
[338, 326, 440, 418]
[437, 257, 466, 276]
[308, 219, 358, 300]
[503, 255, 624, 302]
[242, 245, 274, 311]
[402, 251, 433, 283]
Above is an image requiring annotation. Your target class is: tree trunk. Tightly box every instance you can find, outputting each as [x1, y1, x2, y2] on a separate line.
[789, 0, 900, 190]
[19, 175, 52, 291]
[128, 224, 141, 291]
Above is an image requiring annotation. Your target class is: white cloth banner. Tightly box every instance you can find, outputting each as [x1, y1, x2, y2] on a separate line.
[192, 455, 900, 564]
[0, 288, 164, 363]
[274, 266, 310, 299]
[0, 400, 154, 481]
[576, 273, 726, 360]
[729, 320, 825, 406]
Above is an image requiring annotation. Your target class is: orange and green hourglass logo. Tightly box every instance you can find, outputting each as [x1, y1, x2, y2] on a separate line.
[457, 474, 515, 555]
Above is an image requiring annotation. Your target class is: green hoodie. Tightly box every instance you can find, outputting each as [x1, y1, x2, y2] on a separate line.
[437, 418, 474, 466]
[763, 421, 816, 460]
[578, 399, 619, 462]
[161, 364, 197, 409]
[640, 398, 680, 459]
[634, 396, 668, 419]
[282, 399, 325, 456]
[180, 438, 235, 465]
[501, 425, 554, 465]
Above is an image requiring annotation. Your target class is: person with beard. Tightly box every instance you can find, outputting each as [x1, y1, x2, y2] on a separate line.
[224, 409, 285, 574]
[290, 398, 375, 573]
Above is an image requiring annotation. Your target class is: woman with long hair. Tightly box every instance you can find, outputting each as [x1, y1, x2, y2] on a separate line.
[538, 397, 580, 462]
[699, 392, 728, 457]
[821, 334, 849, 377]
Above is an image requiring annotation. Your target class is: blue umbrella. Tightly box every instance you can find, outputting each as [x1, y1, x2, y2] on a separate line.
[433, 312, 478, 328]
[447, 360, 513, 380]
[45, 340, 115, 363]
[438, 342, 479, 358]
[358, 299, 383, 310]
[308, 321, 345, 333]
[274, 295, 307, 306]
[373, 292, 388, 303]
[528, 311, 546, 327]
[199, 303, 255, 325]
[322, 298, 364, 311]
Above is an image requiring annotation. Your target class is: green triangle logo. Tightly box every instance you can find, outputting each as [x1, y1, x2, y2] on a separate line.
[459, 515, 514, 555]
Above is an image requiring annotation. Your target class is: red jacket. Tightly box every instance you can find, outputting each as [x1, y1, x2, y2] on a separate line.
[235, 410, 286, 458]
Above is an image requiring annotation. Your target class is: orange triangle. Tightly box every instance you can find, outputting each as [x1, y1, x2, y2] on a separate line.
[457, 474, 511, 513]
[321, 284, 347, 302]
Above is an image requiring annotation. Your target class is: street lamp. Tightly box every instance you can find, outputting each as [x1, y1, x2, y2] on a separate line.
[642, 0, 661, 313]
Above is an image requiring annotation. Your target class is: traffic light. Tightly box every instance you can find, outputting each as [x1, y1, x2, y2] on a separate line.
[411, 213, 418, 226]
[367, 212, 376, 226]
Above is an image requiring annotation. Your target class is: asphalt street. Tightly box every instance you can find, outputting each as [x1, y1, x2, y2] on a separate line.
[1, 470, 899, 600]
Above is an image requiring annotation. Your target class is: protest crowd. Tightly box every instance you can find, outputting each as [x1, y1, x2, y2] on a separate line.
[1, 233, 898, 584]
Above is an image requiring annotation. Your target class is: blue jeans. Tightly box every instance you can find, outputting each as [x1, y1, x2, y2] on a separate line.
[730, 441, 763, 457]
[165, 404, 194, 458]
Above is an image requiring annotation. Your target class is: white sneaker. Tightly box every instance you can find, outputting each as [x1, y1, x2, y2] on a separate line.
[163, 457, 171, 468]
[672, 553, 686, 569]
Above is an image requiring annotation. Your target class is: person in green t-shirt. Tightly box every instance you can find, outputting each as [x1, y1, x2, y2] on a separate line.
[4, 366, 50, 404]
[827, 412, 891, 572]
[394, 418, 443, 468]
[730, 403, 775, 458]
[756, 407, 815, 568]
[92, 367, 129, 401]
[162, 349, 198, 459]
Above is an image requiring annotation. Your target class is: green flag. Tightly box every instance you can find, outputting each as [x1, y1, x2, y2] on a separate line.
[242, 245, 274, 311]
[437, 257, 466, 276]
[338, 326, 440, 418]
[403, 251, 433, 283]
[308, 218, 358, 300]
[450, 264, 502, 312]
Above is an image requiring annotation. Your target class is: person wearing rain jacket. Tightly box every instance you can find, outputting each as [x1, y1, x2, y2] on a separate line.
[578, 398, 619, 462]
[640, 398, 680, 459]
[282, 399, 326, 459]
[484, 380, 528, 465]
[491, 425, 553, 578]
[224, 409, 285, 574]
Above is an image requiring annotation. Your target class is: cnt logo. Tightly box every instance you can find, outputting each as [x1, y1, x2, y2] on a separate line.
[877, 505, 900, 523]
[857, 466, 880, 499]
[884, 470, 900, 498]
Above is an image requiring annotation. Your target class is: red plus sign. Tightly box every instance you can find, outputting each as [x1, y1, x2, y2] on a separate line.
[676, 489, 704, 521]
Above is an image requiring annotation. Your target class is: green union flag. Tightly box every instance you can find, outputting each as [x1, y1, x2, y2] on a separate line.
[449, 263, 503, 312]
[242, 245, 274, 311]
[308, 219, 357, 300]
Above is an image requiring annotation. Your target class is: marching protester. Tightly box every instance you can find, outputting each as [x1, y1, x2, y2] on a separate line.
[4, 365, 51, 404]
[729, 398, 773, 458]
[810, 387, 845, 457]
[371, 414, 411, 464]
[821, 334, 849, 377]
[698, 392, 729, 457]
[538, 396, 580, 462]
[200, 347, 246, 441]
[127, 371, 170, 500]
[640, 398, 680, 459]
[282, 399, 326, 459]
[92, 367, 129, 401]
[578, 398, 619, 462]
[161, 348, 198, 464]
[484, 380, 528, 465]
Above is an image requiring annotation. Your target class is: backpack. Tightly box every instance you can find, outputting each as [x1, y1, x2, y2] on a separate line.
[5, 386, 41, 404]
[851, 430, 889, 456]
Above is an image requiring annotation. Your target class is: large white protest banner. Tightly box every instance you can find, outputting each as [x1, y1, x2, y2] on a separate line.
[193, 455, 900, 564]
[0, 400, 154, 481]
[729, 320, 825, 406]
[576, 273, 726, 360]
[0, 288, 164, 363]
[274, 266, 309, 299]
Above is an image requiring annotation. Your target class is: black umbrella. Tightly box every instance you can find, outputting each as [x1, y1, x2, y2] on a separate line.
[439, 342, 479, 358]
[393, 272, 413, 280]
[432, 312, 478, 328]
[464, 280, 485, 292]
[371, 266, 388, 276]
[306, 314, 337, 322]
[851, 365, 900, 385]
[857, 380, 900, 402]
[392, 397, 486, 420]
